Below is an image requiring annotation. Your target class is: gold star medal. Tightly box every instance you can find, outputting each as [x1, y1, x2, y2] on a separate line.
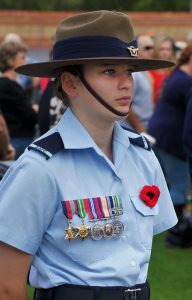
[65, 222, 77, 241]
[76, 222, 90, 240]
[61, 200, 76, 241]
[75, 199, 90, 240]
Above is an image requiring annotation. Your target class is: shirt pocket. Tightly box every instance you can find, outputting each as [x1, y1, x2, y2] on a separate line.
[130, 194, 159, 250]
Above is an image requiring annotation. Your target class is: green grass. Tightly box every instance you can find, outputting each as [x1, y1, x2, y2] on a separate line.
[149, 233, 192, 300]
[28, 286, 34, 300]
[28, 233, 192, 300]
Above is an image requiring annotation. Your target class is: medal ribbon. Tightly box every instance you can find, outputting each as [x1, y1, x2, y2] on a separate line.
[93, 197, 103, 219]
[76, 199, 86, 219]
[71, 195, 122, 221]
[84, 198, 94, 220]
[108, 195, 115, 215]
[108, 195, 122, 215]
[100, 196, 111, 218]
[89, 198, 98, 220]
[115, 195, 123, 214]
[61, 200, 75, 220]
[114, 195, 119, 210]
[73, 200, 79, 215]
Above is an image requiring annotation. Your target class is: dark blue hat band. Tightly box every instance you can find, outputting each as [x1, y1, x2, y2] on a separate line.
[53, 36, 138, 60]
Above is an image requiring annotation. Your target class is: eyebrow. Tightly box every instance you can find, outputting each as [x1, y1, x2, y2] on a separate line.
[100, 64, 134, 69]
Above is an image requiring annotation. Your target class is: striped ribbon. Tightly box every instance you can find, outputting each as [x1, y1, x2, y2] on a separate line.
[76, 199, 86, 219]
[61, 200, 75, 220]
[93, 197, 104, 219]
[100, 196, 111, 218]
[84, 198, 94, 220]
[108, 195, 123, 215]
[63, 195, 122, 221]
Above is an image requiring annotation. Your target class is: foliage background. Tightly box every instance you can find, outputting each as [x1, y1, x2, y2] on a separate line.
[0, 0, 191, 11]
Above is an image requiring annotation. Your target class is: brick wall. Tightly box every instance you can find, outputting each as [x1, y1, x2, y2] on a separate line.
[0, 10, 192, 48]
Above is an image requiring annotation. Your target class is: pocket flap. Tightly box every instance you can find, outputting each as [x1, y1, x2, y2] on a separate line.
[130, 195, 159, 216]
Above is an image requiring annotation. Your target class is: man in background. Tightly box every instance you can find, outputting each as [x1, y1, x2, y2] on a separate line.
[120, 35, 155, 144]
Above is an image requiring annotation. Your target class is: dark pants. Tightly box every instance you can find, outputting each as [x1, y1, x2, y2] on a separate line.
[34, 282, 150, 300]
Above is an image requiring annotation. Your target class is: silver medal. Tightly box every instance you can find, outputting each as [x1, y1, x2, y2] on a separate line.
[113, 219, 124, 238]
[103, 221, 114, 239]
[91, 223, 103, 240]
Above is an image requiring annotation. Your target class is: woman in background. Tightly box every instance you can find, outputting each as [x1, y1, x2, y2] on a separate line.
[149, 36, 175, 104]
[0, 41, 37, 159]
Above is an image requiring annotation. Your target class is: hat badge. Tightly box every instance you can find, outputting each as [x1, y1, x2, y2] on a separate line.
[127, 46, 139, 57]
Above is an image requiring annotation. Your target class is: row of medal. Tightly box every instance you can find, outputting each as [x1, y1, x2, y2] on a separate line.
[61, 195, 124, 241]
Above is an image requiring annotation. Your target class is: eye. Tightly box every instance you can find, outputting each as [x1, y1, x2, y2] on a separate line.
[103, 69, 115, 75]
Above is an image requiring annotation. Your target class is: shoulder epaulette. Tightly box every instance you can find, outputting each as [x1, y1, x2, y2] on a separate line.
[28, 132, 64, 159]
[121, 126, 151, 151]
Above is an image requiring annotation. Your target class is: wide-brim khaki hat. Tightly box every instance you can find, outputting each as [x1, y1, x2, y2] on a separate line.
[16, 10, 175, 78]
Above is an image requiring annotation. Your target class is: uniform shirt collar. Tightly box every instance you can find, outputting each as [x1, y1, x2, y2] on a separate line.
[57, 108, 94, 149]
[57, 107, 130, 150]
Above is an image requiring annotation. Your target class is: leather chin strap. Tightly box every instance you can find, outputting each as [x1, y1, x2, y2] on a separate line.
[75, 68, 129, 117]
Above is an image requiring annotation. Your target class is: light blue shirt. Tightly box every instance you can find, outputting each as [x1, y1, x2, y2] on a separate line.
[0, 108, 177, 288]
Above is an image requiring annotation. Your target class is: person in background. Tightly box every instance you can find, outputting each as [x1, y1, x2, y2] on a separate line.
[174, 40, 188, 60]
[0, 41, 37, 159]
[120, 34, 156, 145]
[149, 36, 175, 105]
[3, 32, 41, 111]
[148, 45, 192, 248]
[38, 79, 66, 135]
[39, 77, 50, 92]
[183, 87, 192, 177]
[0, 109, 15, 161]
[0, 109, 15, 179]
[0, 11, 176, 300]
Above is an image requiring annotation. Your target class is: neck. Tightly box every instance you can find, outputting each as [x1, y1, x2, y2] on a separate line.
[2, 70, 18, 81]
[180, 64, 192, 76]
[72, 109, 114, 161]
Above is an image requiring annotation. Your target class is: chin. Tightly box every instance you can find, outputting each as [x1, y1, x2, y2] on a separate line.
[117, 106, 130, 115]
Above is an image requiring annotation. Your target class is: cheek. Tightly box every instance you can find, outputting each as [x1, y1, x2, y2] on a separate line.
[88, 78, 111, 96]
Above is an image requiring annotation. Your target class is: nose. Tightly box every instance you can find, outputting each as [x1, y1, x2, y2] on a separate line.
[118, 72, 133, 90]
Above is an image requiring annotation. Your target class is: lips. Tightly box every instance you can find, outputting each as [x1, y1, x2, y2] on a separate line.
[116, 97, 131, 106]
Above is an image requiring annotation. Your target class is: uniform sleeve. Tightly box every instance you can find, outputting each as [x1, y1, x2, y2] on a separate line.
[0, 156, 58, 255]
[151, 151, 178, 235]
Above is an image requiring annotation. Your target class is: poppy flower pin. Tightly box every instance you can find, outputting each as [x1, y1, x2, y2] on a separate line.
[139, 185, 160, 208]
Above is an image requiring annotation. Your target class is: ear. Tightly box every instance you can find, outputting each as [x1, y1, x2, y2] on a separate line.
[7, 58, 15, 69]
[60, 72, 79, 97]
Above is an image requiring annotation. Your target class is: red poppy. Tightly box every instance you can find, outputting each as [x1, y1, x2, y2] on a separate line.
[139, 185, 160, 208]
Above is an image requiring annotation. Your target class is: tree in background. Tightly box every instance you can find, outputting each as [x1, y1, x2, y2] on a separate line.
[0, 0, 190, 11]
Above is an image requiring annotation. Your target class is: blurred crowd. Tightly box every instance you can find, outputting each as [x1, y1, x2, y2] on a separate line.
[0, 31, 192, 248]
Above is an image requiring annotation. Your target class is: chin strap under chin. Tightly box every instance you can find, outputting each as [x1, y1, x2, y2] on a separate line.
[75, 68, 129, 117]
